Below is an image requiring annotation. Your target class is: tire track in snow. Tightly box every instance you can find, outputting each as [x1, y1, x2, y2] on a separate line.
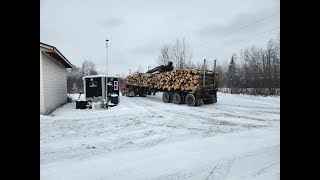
[204, 158, 236, 180]
[127, 97, 269, 138]
[131, 96, 278, 124]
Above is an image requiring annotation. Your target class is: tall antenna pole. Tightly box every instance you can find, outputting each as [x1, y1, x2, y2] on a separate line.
[213, 59, 217, 87]
[105, 39, 109, 103]
[106, 39, 109, 75]
[203, 59, 206, 88]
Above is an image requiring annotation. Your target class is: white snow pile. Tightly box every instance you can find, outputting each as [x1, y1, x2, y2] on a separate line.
[41, 92, 280, 180]
[68, 93, 85, 101]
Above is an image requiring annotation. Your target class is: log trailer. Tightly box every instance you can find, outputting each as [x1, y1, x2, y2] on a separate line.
[123, 59, 219, 106]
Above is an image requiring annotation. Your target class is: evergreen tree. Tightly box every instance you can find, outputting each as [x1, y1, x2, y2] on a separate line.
[228, 56, 236, 88]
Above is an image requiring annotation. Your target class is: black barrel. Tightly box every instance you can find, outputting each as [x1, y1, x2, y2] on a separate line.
[76, 100, 88, 109]
[110, 96, 119, 104]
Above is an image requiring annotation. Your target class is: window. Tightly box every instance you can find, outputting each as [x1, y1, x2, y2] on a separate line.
[114, 81, 118, 90]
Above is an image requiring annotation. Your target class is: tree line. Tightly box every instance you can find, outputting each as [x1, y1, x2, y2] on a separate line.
[216, 38, 280, 96]
[156, 36, 280, 96]
[67, 36, 280, 96]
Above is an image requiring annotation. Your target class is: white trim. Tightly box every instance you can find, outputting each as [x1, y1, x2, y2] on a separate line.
[40, 51, 46, 114]
[40, 43, 54, 51]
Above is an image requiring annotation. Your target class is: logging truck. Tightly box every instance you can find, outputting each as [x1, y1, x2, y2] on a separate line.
[123, 59, 218, 106]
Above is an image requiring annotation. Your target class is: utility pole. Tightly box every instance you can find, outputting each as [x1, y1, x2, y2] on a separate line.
[213, 59, 217, 87]
[106, 39, 109, 76]
[203, 59, 206, 88]
[106, 39, 109, 103]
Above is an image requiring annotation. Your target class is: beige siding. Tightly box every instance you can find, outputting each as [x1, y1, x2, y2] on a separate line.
[41, 52, 68, 114]
[40, 50, 45, 114]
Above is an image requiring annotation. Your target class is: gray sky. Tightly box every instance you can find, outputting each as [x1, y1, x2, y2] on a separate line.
[40, 0, 280, 76]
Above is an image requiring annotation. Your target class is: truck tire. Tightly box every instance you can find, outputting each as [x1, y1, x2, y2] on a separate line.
[128, 90, 135, 97]
[139, 91, 147, 97]
[202, 99, 213, 104]
[162, 92, 170, 103]
[185, 94, 196, 106]
[173, 93, 182, 104]
[196, 99, 202, 106]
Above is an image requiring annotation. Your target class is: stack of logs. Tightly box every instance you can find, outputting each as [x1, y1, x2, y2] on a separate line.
[125, 68, 216, 93]
[124, 73, 150, 87]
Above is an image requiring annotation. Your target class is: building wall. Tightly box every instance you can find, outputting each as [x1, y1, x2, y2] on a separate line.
[40, 50, 45, 114]
[41, 52, 68, 114]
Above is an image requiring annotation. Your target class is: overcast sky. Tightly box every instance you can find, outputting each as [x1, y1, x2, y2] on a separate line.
[40, 0, 280, 76]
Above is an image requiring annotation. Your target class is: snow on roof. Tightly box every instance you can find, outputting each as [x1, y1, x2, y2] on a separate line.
[107, 76, 120, 79]
[84, 75, 107, 78]
[83, 75, 120, 79]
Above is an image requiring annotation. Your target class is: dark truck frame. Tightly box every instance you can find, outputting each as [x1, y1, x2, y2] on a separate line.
[124, 59, 218, 106]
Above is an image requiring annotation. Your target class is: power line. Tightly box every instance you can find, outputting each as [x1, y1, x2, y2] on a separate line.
[192, 26, 279, 63]
[195, 10, 280, 50]
[223, 11, 280, 38]
[197, 26, 279, 53]
[226, 26, 280, 45]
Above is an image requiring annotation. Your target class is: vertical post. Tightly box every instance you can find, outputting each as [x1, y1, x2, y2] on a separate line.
[203, 59, 206, 88]
[106, 39, 109, 104]
[83, 77, 86, 99]
[129, 69, 131, 76]
[106, 39, 109, 76]
[213, 59, 216, 87]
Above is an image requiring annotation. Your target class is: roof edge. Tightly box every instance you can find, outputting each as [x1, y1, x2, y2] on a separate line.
[40, 42, 74, 68]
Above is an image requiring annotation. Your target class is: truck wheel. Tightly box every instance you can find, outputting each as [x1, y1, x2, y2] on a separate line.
[139, 92, 147, 97]
[196, 99, 202, 106]
[203, 99, 213, 104]
[185, 94, 196, 106]
[128, 90, 135, 97]
[173, 93, 182, 104]
[162, 92, 170, 103]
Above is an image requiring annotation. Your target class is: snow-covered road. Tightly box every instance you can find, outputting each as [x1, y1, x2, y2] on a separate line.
[40, 92, 280, 180]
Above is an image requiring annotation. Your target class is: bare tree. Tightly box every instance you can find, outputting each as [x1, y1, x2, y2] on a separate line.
[157, 37, 193, 68]
[67, 66, 83, 93]
[82, 60, 98, 76]
[67, 60, 99, 94]
[135, 65, 144, 73]
[196, 60, 201, 69]
[157, 44, 171, 66]
[171, 37, 192, 68]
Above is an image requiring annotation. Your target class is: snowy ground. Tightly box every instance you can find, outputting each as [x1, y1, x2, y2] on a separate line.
[40, 92, 280, 180]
